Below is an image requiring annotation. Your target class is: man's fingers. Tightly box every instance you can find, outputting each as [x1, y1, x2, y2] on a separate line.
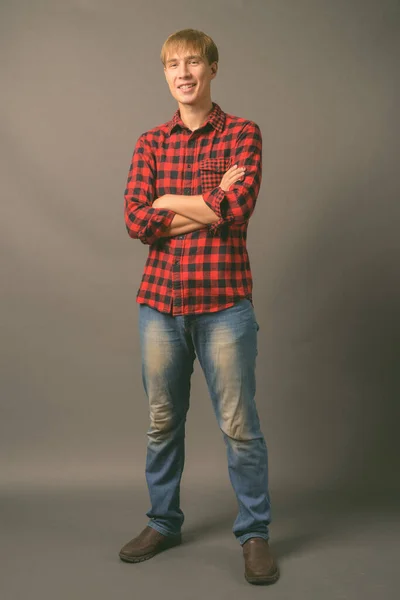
[219, 165, 246, 191]
[226, 164, 245, 173]
[227, 170, 245, 182]
[226, 167, 245, 177]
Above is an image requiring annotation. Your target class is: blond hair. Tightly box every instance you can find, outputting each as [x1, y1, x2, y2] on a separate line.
[161, 29, 219, 66]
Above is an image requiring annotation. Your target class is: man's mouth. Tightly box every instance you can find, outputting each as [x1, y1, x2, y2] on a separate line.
[178, 83, 196, 91]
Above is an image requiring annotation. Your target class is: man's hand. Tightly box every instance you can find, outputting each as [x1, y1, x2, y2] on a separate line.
[219, 165, 246, 192]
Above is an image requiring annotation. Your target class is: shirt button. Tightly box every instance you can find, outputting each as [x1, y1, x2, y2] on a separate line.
[184, 188, 190, 194]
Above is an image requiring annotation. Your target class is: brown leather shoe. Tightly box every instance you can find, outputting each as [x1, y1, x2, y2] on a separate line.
[242, 537, 280, 585]
[119, 526, 182, 563]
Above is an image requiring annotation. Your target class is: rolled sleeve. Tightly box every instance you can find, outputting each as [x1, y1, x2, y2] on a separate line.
[203, 186, 226, 219]
[136, 208, 175, 245]
[124, 136, 176, 245]
[203, 122, 262, 233]
[203, 187, 234, 234]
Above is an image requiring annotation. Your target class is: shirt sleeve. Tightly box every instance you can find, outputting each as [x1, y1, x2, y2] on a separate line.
[202, 121, 262, 233]
[124, 135, 175, 245]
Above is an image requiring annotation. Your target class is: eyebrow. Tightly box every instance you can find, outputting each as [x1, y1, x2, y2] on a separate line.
[166, 55, 202, 65]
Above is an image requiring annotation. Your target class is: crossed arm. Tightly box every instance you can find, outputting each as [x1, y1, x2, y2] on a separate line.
[124, 122, 262, 244]
[163, 213, 208, 237]
[159, 208, 216, 238]
[153, 165, 246, 236]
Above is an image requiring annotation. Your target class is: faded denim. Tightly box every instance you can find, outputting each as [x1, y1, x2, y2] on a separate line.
[139, 299, 271, 545]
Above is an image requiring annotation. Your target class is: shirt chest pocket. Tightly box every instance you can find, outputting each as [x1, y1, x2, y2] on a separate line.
[199, 158, 230, 193]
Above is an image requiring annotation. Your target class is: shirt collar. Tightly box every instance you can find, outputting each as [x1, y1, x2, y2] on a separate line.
[168, 102, 225, 135]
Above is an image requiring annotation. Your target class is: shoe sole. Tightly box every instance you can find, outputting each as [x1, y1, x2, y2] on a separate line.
[245, 566, 280, 585]
[119, 537, 182, 563]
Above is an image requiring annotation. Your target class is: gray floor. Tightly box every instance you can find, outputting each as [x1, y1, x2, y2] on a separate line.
[1, 483, 399, 600]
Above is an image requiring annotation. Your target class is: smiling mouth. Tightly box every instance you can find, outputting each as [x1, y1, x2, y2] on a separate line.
[178, 84, 196, 91]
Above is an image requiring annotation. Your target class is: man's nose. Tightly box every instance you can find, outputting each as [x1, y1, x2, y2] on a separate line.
[177, 62, 190, 78]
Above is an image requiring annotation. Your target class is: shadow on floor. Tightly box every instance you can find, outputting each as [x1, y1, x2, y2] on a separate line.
[179, 483, 400, 557]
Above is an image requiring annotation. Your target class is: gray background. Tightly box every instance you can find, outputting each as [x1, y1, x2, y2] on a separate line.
[1, 1, 399, 598]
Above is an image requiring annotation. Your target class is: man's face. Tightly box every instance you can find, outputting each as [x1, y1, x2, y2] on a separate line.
[164, 48, 217, 107]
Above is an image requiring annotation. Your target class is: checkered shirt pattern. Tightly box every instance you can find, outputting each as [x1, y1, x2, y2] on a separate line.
[124, 103, 262, 315]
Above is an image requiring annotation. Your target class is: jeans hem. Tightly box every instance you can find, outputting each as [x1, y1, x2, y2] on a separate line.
[238, 532, 269, 545]
[147, 520, 181, 537]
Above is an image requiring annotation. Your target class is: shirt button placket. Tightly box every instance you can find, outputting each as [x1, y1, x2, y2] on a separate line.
[178, 134, 195, 237]
[173, 133, 195, 310]
[172, 257, 182, 313]
[185, 134, 195, 196]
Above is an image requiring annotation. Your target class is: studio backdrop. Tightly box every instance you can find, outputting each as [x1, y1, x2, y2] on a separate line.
[1, 0, 399, 497]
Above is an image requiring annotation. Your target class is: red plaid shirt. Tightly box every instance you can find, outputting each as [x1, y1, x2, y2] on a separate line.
[124, 103, 262, 315]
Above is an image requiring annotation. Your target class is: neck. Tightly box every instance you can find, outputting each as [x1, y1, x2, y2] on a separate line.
[178, 99, 214, 131]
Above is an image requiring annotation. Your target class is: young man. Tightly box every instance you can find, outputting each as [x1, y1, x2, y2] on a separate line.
[119, 29, 279, 585]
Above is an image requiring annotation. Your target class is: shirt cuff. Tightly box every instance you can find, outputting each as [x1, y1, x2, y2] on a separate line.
[156, 208, 176, 232]
[138, 208, 176, 244]
[203, 186, 226, 219]
[203, 187, 235, 234]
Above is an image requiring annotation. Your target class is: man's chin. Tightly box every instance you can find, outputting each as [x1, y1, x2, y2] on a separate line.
[177, 95, 200, 107]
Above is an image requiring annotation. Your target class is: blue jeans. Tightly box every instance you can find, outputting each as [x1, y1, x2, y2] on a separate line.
[139, 299, 271, 545]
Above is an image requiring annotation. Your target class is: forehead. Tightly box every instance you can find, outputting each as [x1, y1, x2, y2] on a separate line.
[164, 42, 204, 62]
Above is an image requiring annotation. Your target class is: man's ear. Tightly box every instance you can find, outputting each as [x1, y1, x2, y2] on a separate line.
[210, 61, 218, 78]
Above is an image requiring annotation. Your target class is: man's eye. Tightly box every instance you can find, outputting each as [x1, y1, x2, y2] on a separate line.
[190, 60, 199, 64]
